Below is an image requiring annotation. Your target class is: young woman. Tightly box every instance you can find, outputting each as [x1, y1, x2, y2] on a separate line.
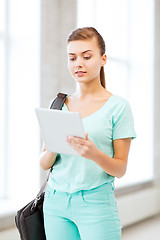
[40, 27, 136, 240]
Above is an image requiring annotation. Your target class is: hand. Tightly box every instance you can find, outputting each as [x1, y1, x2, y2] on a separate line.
[66, 133, 99, 160]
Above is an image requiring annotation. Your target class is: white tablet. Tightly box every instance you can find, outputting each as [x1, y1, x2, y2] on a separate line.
[35, 108, 85, 156]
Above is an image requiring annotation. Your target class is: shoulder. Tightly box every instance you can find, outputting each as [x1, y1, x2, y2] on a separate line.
[110, 95, 134, 125]
[112, 94, 131, 110]
[111, 95, 134, 126]
[113, 94, 129, 104]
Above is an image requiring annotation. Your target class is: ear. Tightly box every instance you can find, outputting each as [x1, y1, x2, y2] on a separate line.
[101, 54, 107, 67]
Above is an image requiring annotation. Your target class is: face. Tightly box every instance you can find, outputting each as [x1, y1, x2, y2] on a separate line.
[67, 38, 106, 84]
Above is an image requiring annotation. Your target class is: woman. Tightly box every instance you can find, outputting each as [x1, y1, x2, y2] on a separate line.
[40, 27, 136, 240]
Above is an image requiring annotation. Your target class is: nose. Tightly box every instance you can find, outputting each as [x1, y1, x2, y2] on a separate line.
[75, 57, 83, 68]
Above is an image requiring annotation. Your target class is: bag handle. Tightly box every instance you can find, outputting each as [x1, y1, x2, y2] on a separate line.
[33, 92, 68, 207]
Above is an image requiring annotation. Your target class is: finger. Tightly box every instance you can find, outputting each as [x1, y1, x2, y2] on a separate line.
[67, 136, 87, 145]
[74, 138, 87, 145]
[68, 140, 89, 156]
[69, 141, 82, 152]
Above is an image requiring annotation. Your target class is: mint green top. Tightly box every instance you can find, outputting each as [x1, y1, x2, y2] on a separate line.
[48, 94, 136, 193]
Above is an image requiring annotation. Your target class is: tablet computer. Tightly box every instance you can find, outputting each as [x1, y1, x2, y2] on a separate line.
[35, 108, 85, 156]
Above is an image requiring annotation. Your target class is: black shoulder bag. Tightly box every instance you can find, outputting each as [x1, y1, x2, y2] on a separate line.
[15, 92, 68, 240]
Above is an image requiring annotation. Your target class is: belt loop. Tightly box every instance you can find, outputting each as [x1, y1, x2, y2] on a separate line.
[81, 190, 85, 203]
[66, 195, 72, 210]
[111, 181, 115, 191]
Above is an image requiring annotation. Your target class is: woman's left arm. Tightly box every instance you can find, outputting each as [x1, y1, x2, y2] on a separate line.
[93, 138, 132, 178]
[66, 134, 132, 178]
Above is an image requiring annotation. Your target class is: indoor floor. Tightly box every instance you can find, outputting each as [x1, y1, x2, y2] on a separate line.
[0, 214, 160, 240]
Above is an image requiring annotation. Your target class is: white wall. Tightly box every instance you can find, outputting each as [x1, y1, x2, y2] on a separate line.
[41, 0, 77, 109]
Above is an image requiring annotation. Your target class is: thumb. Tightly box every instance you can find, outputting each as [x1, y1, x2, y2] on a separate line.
[85, 132, 89, 140]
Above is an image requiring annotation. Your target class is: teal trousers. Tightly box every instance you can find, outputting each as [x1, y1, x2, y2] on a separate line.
[43, 182, 122, 240]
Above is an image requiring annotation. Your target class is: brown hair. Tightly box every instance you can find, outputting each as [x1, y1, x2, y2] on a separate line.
[67, 27, 106, 88]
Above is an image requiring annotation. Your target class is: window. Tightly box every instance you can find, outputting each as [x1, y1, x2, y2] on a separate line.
[0, 0, 40, 207]
[77, 0, 154, 188]
[0, 0, 7, 199]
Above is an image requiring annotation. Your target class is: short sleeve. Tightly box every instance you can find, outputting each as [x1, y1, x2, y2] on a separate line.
[112, 101, 136, 140]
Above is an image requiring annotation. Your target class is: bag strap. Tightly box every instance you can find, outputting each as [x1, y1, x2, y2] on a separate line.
[33, 92, 68, 205]
[50, 92, 68, 110]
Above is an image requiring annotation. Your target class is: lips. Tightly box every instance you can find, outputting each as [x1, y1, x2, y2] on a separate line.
[75, 71, 86, 77]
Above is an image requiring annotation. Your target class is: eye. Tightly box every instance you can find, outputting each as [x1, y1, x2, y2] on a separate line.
[69, 57, 76, 61]
[84, 56, 91, 60]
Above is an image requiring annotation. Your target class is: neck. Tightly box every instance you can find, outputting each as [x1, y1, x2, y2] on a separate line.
[75, 80, 105, 99]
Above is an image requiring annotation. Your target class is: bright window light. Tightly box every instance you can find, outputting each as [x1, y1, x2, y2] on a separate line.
[0, 0, 5, 32]
[0, 0, 40, 207]
[0, 40, 5, 199]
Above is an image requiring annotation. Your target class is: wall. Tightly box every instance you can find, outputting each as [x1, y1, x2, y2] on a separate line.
[41, 0, 77, 108]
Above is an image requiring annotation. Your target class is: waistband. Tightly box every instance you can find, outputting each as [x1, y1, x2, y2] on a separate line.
[46, 181, 115, 196]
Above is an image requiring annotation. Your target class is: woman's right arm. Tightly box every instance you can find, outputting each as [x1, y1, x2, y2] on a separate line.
[40, 145, 57, 170]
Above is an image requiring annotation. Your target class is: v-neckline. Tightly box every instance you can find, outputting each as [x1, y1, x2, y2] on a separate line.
[63, 94, 115, 120]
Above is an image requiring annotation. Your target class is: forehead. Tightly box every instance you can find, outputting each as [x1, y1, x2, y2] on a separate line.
[67, 38, 99, 54]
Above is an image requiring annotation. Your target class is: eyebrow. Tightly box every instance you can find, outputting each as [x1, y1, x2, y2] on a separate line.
[68, 50, 93, 55]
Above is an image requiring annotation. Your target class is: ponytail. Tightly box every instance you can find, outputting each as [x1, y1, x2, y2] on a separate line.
[100, 66, 105, 88]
